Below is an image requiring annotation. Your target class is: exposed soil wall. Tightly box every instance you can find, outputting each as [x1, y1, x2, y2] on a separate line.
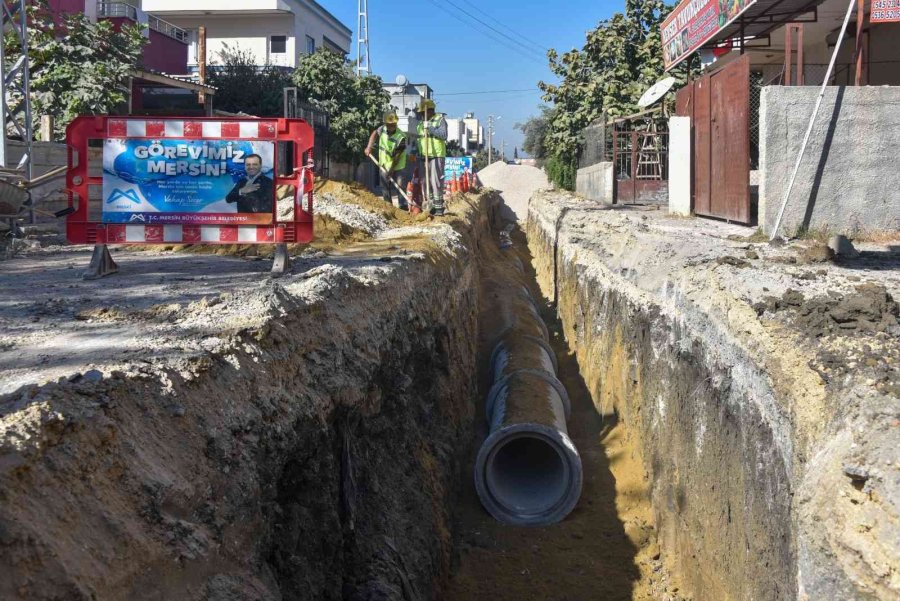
[526, 191, 899, 601]
[0, 192, 499, 600]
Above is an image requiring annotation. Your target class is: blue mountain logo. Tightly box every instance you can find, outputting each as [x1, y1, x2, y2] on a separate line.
[106, 189, 141, 204]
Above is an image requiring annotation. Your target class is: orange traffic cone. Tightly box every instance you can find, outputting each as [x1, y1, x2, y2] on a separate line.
[410, 168, 423, 214]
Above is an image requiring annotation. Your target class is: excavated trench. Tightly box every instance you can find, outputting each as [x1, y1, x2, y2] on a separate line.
[1, 188, 665, 600]
[13, 179, 886, 601]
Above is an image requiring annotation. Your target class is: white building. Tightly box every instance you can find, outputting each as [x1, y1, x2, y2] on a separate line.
[382, 82, 434, 140]
[140, 0, 352, 69]
[444, 113, 484, 154]
[463, 113, 484, 150]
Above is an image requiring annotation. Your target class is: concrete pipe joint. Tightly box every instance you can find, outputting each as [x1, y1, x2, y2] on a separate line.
[476, 370, 582, 526]
[501, 296, 550, 342]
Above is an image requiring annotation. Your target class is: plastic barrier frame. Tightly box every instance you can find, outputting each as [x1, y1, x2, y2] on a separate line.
[65, 115, 315, 246]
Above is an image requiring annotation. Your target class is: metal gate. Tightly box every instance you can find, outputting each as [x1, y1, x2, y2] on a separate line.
[612, 123, 669, 204]
[676, 55, 751, 223]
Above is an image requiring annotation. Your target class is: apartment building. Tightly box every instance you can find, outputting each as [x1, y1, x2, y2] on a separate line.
[140, 0, 352, 69]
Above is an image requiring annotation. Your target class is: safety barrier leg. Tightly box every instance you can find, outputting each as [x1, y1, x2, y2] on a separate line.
[82, 244, 118, 280]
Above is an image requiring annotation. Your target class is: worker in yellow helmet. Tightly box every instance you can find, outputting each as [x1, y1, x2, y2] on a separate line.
[365, 112, 409, 210]
[415, 98, 448, 216]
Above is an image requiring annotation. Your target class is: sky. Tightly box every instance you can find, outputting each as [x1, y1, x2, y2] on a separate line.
[322, 0, 622, 156]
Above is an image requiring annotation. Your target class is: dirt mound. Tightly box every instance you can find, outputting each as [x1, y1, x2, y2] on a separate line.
[314, 179, 427, 226]
[754, 284, 900, 338]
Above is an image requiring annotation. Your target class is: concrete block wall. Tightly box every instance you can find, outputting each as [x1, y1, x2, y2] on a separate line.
[575, 161, 614, 203]
[759, 86, 900, 236]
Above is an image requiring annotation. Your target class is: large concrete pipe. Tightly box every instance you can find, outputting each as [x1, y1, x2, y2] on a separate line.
[475, 369, 582, 526]
[500, 294, 550, 342]
[487, 333, 568, 419]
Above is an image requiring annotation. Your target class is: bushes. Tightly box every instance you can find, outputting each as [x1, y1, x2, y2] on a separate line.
[544, 155, 577, 191]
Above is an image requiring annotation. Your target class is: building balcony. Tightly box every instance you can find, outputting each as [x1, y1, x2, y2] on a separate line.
[140, 0, 292, 15]
[97, 2, 187, 42]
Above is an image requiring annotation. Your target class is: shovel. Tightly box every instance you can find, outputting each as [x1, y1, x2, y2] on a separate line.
[367, 153, 412, 207]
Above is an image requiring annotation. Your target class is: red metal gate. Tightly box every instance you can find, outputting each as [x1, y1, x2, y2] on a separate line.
[676, 55, 751, 223]
[612, 125, 669, 204]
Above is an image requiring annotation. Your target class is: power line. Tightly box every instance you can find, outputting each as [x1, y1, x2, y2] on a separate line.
[425, 0, 546, 64]
[456, 0, 549, 53]
[436, 88, 537, 96]
[440, 0, 548, 60]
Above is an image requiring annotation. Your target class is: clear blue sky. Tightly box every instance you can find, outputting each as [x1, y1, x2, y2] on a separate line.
[322, 0, 621, 156]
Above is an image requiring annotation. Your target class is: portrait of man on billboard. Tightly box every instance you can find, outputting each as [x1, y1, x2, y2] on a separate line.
[226, 153, 274, 213]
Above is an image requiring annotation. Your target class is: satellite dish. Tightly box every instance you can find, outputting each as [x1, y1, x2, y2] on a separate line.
[637, 77, 676, 108]
[395, 74, 408, 87]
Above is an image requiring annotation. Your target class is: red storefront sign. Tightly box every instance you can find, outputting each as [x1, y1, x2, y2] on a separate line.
[871, 0, 900, 22]
[662, 0, 758, 70]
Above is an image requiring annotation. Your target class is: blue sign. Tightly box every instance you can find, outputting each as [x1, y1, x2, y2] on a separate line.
[102, 139, 276, 225]
[444, 156, 473, 180]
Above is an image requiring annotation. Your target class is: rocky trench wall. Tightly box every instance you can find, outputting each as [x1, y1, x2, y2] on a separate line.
[0, 194, 499, 600]
[526, 197, 794, 600]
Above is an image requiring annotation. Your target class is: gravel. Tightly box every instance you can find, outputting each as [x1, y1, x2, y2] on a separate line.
[314, 192, 389, 235]
[477, 162, 549, 221]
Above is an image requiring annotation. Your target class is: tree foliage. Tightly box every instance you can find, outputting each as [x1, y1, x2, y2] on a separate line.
[473, 147, 498, 171]
[446, 140, 465, 157]
[8, 4, 146, 140]
[537, 0, 694, 189]
[291, 50, 390, 164]
[207, 44, 293, 117]
[515, 105, 553, 160]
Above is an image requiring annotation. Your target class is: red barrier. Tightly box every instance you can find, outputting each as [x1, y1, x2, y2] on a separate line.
[65, 116, 315, 246]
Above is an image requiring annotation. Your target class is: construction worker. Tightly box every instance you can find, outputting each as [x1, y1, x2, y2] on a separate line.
[365, 112, 409, 210]
[415, 99, 448, 216]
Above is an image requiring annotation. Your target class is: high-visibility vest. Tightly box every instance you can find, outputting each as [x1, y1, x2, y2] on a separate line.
[416, 115, 447, 158]
[378, 127, 407, 171]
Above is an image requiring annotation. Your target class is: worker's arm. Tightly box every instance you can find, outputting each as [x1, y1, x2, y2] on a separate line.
[364, 127, 380, 157]
[427, 116, 448, 141]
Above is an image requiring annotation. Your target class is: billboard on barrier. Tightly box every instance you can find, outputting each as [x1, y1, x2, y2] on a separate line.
[103, 139, 276, 225]
[444, 156, 473, 180]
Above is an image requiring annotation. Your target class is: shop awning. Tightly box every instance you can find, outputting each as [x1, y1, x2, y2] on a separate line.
[663, 0, 830, 69]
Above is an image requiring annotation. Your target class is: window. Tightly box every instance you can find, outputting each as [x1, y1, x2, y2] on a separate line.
[306, 35, 315, 55]
[271, 35, 287, 54]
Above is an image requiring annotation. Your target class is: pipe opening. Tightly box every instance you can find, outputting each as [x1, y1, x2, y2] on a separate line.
[486, 434, 569, 517]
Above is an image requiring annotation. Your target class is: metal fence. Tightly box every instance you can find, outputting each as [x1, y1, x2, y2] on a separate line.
[579, 121, 606, 169]
[283, 87, 330, 176]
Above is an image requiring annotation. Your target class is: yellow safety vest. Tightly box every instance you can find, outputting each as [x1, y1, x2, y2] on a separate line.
[378, 128, 407, 171]
[416, 115, 447, 158]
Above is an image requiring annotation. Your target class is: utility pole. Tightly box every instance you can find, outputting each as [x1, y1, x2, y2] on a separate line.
[501, 139, 505, 162]
[488, 115, 499, 164]
[356, 0, 371, 77]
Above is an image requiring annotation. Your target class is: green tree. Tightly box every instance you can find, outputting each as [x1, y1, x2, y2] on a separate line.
[537, 0, 693, 189]
[207, 44, 293, 117]
[473, 147, 498, 171]
[515, 106, 553, 161]
[291, 49, 390, 164]
[9, 4, 146, 140]
[446, 140, 465, 157]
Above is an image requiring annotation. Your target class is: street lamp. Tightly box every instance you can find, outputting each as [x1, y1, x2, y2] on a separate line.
[488, 115, 501, 164]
